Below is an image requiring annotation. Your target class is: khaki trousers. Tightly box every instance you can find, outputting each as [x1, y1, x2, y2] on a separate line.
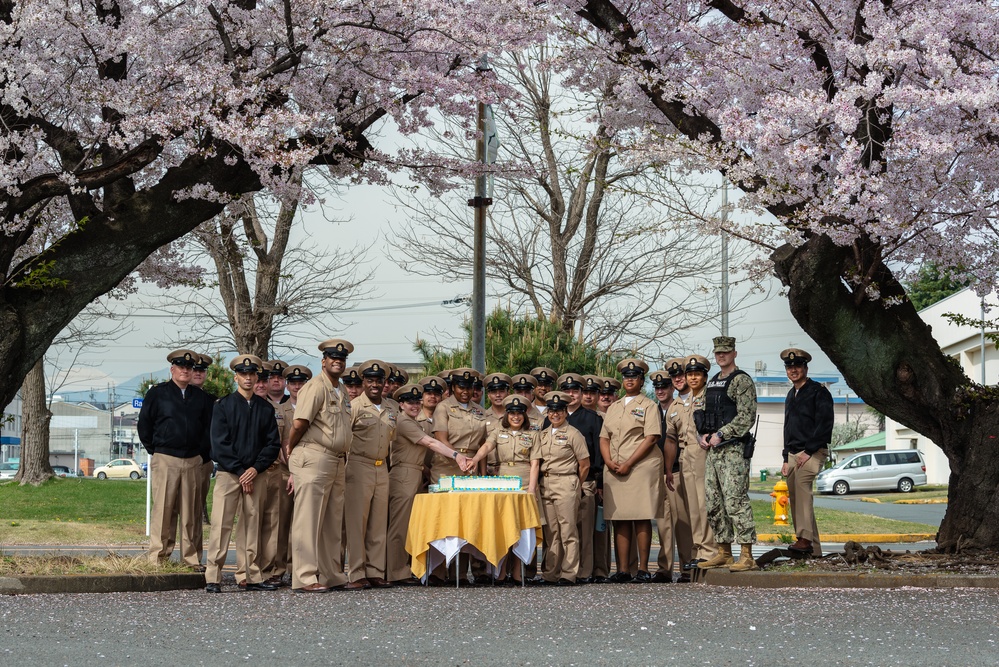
[576, 480, 597, 579]
[386, 464, 423, 581]
[148, 453, 202, 567]
[345, 456, 389, 581]
[289, 443, 347, 589]
[680, 445, 718, 560]
[234, 463, 283, 582]
[277, 465, 293, 575]
[205, 471, 265, 584]
[541, 474, 581, 583]
[656, 472, 694, 572]
[787, 449, 827, 556]
[194, 460, 214, 563]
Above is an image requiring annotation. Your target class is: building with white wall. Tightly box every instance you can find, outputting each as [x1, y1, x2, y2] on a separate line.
[884, 288, 998, 485]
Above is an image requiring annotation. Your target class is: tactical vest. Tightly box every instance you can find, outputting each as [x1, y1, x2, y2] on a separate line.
[703, 370, 750, 435]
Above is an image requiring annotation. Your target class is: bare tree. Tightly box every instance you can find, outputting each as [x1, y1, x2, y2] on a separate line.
[15, 303, 133, 485]
[150, 179, 374, 359]
[390, 44, 757, 357]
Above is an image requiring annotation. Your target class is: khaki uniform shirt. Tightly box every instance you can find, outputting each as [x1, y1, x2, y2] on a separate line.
[525, 405, 545, 431]
[487, 428, 537, 465]
[432, 396, 487, 454]
[599, 394, 661, 463]
[665, 389, 704, 450]
[275, 401, 295, 447]
[294, 372, 351, 454]
[392, 412, 429, 468]
[349, 392, 397, 461]
[534, 424, 589, 475]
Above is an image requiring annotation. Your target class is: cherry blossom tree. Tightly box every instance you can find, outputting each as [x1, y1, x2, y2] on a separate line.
[572, 0, 999, 550]
[0, 0, 544, 416]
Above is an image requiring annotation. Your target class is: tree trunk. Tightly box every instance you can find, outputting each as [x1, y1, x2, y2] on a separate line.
[772, 235, 999, 551]
[14, 359, 52, 485]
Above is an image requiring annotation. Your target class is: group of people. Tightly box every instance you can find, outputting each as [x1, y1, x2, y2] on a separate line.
[136, 334, 835, 593]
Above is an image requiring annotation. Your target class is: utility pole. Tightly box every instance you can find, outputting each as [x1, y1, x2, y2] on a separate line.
[720, 180, 730, 336]
[467, 56, 493, 375]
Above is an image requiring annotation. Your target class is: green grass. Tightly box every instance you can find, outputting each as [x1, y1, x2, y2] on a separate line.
[751, 500, 938, 538]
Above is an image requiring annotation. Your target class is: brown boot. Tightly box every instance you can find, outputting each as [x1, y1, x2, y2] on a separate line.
[729, 544, 759, 572]
[697, 543, 733, 569]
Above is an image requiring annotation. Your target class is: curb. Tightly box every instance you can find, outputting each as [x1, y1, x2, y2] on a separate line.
[702, 569, 999, 589]
[757, 533, 936, 543]
[0, 573, 205, 595]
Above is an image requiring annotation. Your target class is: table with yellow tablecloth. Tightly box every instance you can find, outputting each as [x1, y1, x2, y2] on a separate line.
[405, 491, 542, 580]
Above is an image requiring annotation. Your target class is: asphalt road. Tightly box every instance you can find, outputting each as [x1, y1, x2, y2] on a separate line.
[750, 492, 946, 526]
[1, 581, 996, 666]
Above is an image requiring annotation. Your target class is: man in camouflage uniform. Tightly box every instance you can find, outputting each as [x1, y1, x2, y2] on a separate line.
[697, 336, 758, 572]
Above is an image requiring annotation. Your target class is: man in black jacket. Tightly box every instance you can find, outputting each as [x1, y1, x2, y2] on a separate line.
[546, 373, 603, 583]
[139, 349, 214, 569]
[204, 354, 281, 592]
[780, 348, 834, 557]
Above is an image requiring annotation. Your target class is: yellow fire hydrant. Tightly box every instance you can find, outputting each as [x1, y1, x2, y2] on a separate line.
[770, 480, 790, 526]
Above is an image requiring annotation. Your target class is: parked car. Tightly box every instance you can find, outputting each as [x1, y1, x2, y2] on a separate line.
[0, 462, 17, 479]
[93, 458, 145, 480]
[51, 465, 71, 478]
[816, 450, 927, 495]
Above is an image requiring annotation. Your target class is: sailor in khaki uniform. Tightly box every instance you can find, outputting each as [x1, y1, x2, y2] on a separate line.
[430, 368, 487, 483]
[343, 360, 397, 589]
[286, 338, 354, 592]
[511, 374, 545, 430]
[599, 359, 664, 583]
[268, 364, 310, 583]
[664, 355, 718, 572]
[530, 367, 558, 414]
[533, 391, 590, 585]
[342, 366, 364, 401]
[580, 374, 601, 411]
[483, 373, 512, 474]
[581, 374, 611, 580]
[650, 364, 693, 583]
[597, 377, 621, 414]
[190, 352, 216, 565]
[386, 384, 474, 584]
[384, 365, 408, 400]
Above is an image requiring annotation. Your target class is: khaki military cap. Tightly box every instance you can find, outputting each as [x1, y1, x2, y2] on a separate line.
[449, 367, 482, 386]
[284, 364, 313, 382]
[684, 355, 711, 374]
[712, 336, 737, 353]
[269, 359, 289, 375]
[544, 391, 571, 410]
[582, 375, 601, 391]
[167, 349, 199, 367]
[437, 369, 452, 380]
[359, 359, 389, 378]
[230, 354, 264, 373]
[484, 373, 512, 390]
[616, 358, 649, 377]
[781, 348, 812, 366]
[557, 373, 584, 389]
[598, 377, 622, 393]
[418, 376, 446, 393]
[342, 366, 363, 385]
[531, 367, 558, 385]
[193, 353, 212, 371]
[393, 383, 423, 402]
[666, 357, 685, 377]
[511, 373, 538, 389]
[649, 369, 672, 387]
[503, 395, 531, 412]
[318, 338, 354, 358]
[387, 366, 409, 383]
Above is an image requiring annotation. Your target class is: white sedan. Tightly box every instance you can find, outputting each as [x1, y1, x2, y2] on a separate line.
[93, 459, 145, 480]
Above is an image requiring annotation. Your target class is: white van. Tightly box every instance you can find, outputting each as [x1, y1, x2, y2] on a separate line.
[816, 450, 927, 495]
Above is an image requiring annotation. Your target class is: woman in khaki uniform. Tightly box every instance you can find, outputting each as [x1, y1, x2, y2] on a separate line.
[386, 384, 473, 585]
[430, 368, 488, 584]
[532, 391, 590, 585]
[469, 394, 539, 584]
[482, 373, 512, 475]
[599, 359, 664, 583]
[430, 368, 487, 483]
